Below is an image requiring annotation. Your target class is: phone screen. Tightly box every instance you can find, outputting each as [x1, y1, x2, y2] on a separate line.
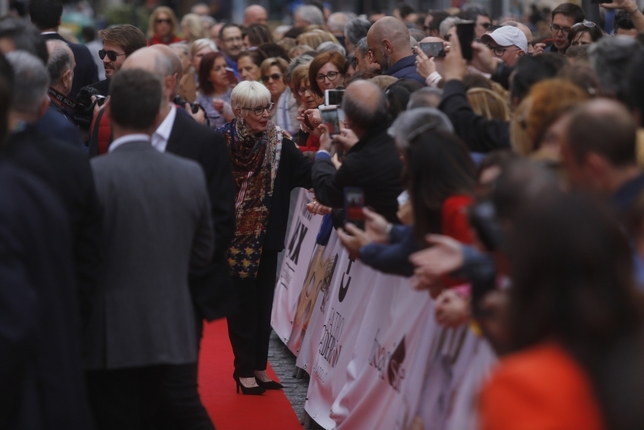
[418, 42, 445, 58]
[225, 67, 239, 85]
[325, 89, 345, 106]
[456, 22, 475, 61]
[344, 187, 365, 229]
[319, 106, 340, 136]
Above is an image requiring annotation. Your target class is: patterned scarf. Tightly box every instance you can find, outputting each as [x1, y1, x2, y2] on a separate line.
[220, 119, 282, 279]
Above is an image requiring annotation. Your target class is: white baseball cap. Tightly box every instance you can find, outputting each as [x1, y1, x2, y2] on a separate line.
[481, 26, 528, 53]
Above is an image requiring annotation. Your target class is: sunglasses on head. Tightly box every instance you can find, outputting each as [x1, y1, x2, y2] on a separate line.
[156, 18, 172, 24]
[262, 73, 282, 82]
[98, 49, 126, 61]
[571, 19, 597, 29]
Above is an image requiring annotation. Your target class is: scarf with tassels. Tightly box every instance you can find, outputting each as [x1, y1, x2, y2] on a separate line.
[219, 119, 282, 279]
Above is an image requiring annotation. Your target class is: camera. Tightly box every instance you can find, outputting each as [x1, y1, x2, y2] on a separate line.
[73, 86, 106, 129]
[173, 95, 203, 115]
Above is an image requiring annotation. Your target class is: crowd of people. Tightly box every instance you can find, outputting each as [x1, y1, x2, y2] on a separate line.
[3, 0, 644, 428]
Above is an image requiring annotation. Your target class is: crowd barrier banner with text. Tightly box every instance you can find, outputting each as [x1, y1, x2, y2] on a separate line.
[272, 190, 496, 430]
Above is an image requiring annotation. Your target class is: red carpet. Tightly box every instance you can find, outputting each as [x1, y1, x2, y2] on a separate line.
[198, 319, 303, 430]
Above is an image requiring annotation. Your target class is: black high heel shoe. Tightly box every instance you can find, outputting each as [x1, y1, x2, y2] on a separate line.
[255, 378, 284, 390]
[233, 374, 266, 395]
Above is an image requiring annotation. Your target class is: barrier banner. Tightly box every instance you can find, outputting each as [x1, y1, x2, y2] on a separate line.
[271, 189, 323, 353]
[302, 243, 378, 429]
[329, 276, 435, 430]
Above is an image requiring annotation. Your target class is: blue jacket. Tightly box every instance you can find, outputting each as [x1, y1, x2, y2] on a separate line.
[385, 55, 425, 86]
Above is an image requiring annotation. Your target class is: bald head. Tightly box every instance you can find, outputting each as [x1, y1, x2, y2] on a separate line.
[367, 17, 412, 69]
[244, 5, 268, 26]
[342, 80, 388, 135]
[151, 44, 182, 77]
[46, 39, 74, 92]
[122, 47, 176, 101]
[567, 99, 637, 167]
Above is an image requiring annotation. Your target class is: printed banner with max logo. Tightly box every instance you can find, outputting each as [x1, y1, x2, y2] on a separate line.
[271, 189, 323, 354]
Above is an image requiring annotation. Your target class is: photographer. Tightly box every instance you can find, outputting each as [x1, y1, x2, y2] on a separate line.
[40, 40, 84, 149]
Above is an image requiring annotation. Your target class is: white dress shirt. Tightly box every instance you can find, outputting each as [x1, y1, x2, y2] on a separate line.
[151, 103, 177, 153]
[109, 134, 151, 153]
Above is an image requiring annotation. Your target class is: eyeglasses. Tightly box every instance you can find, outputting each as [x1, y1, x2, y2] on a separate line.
[156, 18, 172, 24]
[486, 44, 519, 57]
[315, 71, 339, 82]
[297, 86, 313, 96]
[262, 73, 282, 82]
[242, 103, 274, 115]
[550, 23, 572, 35]
[98, 49, 126, 61]
[571, 20, 597, 29]
[223, 36, 243, 43]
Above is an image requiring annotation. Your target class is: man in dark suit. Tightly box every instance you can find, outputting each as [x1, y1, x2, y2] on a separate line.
[28, 0, 98, 100]
[39, 39, 84, 149]
[86, 68, 214, 430]
[119, 45, 236, 430]
[312, 79, 404, 224]
[0, 51, 95, 430]
[1, 50, 103, 331]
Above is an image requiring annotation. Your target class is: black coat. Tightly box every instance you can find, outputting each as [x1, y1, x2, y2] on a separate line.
[0, 163, 95, 430]
[43, 33, 99, 102]
[439, 80, 511, 153]
[166, 111, 238, 321]
[312, 122, 403, 224]
[1, 125, 103, 329]
[262, 137, 314, 251]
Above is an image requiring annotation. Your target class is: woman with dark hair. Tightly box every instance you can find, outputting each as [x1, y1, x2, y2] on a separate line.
[237, 49, 267, 82]
[480, 192, 644, 430]
[568, 20, 603, 46]
[218, 81, 313, 395]
[385, 79, 423, 119]
[243, 24, 275, 49]
[308, 51, 347, 99]
[337, 129, 475, 279]
[196, 51, 235, 129]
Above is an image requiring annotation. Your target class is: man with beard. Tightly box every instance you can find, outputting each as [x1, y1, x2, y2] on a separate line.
[80, 25, 147, 97]
[366, 16, 424, 85]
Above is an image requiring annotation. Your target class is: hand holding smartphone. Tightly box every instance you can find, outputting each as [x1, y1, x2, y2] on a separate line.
[319, 106, 341, 136]
[418, 42, 446, 58]
[344, 187, 366, 230]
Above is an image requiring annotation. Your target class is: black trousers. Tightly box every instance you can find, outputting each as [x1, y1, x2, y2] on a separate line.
[227, 250, 278, 378]
[156, 317, 215, 430]
[86, 365, 168, 430]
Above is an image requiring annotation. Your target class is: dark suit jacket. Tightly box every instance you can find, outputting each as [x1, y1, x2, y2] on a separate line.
[312, 122, 404, 224]
[88, 142, 213, 369]
[0, 163, 95, 430]
[37, 104, 84, 150]
[43, 33, 99, 102]
[1, 124, 103, 329]
[166, 112, 237, 321]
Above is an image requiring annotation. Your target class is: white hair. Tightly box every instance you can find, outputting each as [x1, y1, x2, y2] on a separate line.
[295, 5, 324, 26]
[231, 81, 271, 116]
[7, 50, 49, 115]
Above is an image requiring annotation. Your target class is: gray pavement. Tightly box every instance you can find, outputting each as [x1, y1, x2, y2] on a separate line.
[268, 331, 324, 429]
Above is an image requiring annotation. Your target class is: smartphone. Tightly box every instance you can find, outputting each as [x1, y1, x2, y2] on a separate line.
[324, 89, 345, 106]
[344, 187, 365, 230]
[225, 67, 239, 85]
[456, 21, 475, 61]
[418, 42, 445, 58]
[319, 106, 340, 137]
[302, 113, 314, 130]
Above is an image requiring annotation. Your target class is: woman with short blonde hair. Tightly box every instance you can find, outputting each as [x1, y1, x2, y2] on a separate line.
[218, 80, 313, 396]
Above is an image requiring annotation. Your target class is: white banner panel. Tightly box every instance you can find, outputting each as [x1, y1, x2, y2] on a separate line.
[271, 189, 323, 353]
[303, 243, 378, 429]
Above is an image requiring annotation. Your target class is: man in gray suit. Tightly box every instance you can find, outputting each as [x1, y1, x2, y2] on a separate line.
[85, 68, 213, 430]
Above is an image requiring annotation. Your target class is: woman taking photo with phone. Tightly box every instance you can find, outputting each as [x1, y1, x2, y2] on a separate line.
[218, 81, 313, 395]
[196, 51, 235, 130]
